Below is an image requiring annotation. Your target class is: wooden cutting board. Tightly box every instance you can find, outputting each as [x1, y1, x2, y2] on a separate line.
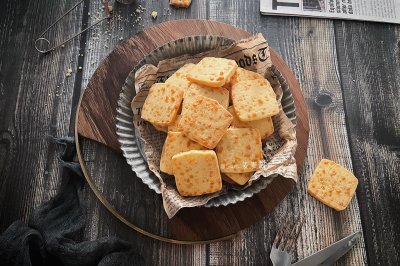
[75, 20, 309, 243]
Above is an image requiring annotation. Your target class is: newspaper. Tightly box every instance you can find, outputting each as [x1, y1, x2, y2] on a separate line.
[260, 0, 400, 24]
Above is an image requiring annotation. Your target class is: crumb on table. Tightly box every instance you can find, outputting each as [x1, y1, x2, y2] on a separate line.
[170, 0, 192, 8]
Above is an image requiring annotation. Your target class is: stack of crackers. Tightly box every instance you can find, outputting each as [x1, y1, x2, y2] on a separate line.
[140, 57, 279, 197]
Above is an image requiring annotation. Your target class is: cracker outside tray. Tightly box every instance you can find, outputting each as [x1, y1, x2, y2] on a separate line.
[131, 34, 298, 218]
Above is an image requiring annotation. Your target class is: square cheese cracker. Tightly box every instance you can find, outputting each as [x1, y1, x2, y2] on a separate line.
[179, 94, 233, 149]
[152, 123, 168, 133]
[172, 150, 222, 196]
[160, 132, 205, 175]
[231, 79, 279, 121]
[165, 63, 195, 93]
[170, 0, 192, 8]
[141, 83, 183, 126]
[167, 115, 182, 132]
[229, 67, 265, 86]
[228, 106, 274, 139]
[224, 172, 254, 186]
[187, 83, 229, 109]
[187, 57, 238, 87]
[216, 128, 262, 173]
[307, 159, 358, 211]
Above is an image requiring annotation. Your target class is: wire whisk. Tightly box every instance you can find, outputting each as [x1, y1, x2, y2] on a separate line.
[34, 0, 112, 54]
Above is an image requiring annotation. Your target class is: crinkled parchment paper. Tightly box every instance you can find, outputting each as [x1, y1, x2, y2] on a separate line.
[131, 34, 297, 218]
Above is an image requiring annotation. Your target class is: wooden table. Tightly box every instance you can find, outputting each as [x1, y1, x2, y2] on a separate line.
[1, 0, 399, 265]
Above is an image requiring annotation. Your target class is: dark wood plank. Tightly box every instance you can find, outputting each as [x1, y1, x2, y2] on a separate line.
[0, 0, 84, 231]
[334, 20, 400, 266]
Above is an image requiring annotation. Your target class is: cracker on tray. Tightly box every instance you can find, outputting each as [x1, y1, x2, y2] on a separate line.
[187, 57, 238, 87]
[165, 63, 195, 93]
[179, 93, 233, 149]
[228, 106, 274, 139]
[167, 115, 182, 132]
[141, 83, 183, 126]
[225, 172, 254, 186]
[172, 150, 222, 196]
[216, 128, 262, 173]
[152, 123, 168, 133]
[229, 67, 265, 86]
[187, 83, 229, 109]
[231, 79, 279, 121]
[160, 132, 205, 175]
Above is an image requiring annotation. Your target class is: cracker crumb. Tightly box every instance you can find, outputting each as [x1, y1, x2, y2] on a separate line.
[151, 11, 158, 19]
[65, 68, 72, 77]
[108, 5, 113, 13]
[78, 66, 82, 70]
[170, 0, 192, 8]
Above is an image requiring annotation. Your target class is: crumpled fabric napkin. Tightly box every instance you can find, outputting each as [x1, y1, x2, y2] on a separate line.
[0, 137, 145, 266]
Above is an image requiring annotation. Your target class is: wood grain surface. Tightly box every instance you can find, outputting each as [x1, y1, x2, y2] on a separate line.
[1, 0, 399, 265]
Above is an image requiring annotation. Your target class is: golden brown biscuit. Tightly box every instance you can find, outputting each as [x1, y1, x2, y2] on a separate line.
[216, 128, 262, 173]
[228, 106, 274, 139]
[231, 79, 279, 121]
[187, 83, 230, 109]
[167, 115, 182, 132]
[152, 123, 168, 133]
[187, 57, 237, 87]
[229, 67, 264, 86]
[225, 172, 254, 186]
[141, 83, 183, 126]
[179, 93, 233, 149]
[307, 159, 358, 211]
[172, 150, 222, 196]
[165, 63, 195, 93]
[160, 132, 205, 175]
[170, 0, 192, 8]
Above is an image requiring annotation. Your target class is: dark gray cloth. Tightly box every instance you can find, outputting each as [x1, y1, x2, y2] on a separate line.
[0, 137, 145, 266]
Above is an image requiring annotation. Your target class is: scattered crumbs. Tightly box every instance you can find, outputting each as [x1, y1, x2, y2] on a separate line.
[65, 68, 72, 77]
[88, 12, 91, 16]
[104, 45, 109, 48]
[78, 66, 83, 70]
[119, 37, 123, 41]
[151, 11, 158, 19]
[61, 44, 65, 48]
[108, 5, 113, 13]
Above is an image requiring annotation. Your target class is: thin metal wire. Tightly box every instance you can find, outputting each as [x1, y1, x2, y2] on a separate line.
[34, 0, 111, 54]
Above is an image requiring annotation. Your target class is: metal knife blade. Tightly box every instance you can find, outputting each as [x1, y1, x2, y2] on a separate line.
[292, 231, 362, 266]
